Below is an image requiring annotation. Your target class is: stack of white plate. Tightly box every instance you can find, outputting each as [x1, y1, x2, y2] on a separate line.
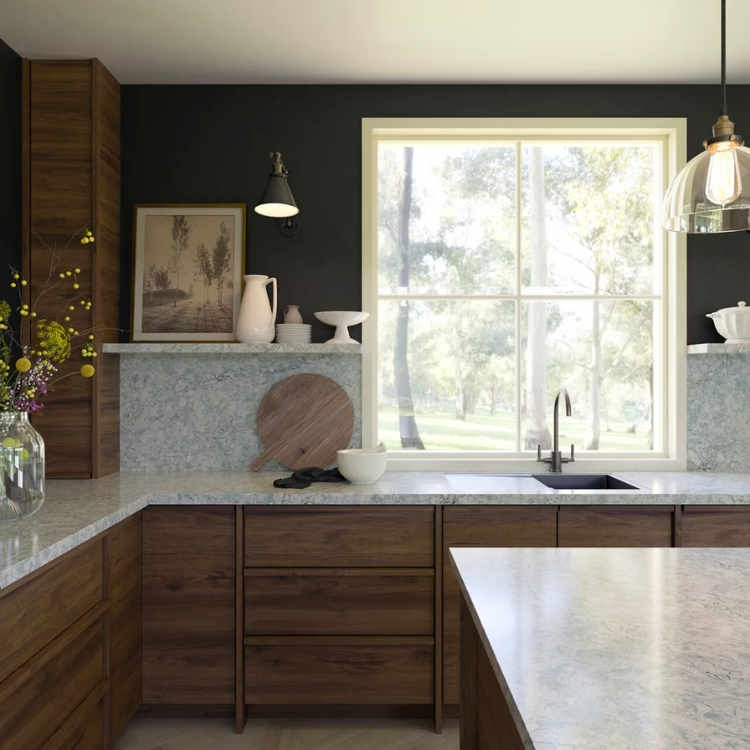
[275, 323, 312, 344]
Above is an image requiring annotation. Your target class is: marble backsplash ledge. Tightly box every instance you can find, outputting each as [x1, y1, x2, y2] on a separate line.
[113, 348, 361, 472]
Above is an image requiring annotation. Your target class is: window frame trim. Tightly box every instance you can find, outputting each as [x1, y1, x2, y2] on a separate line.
[361, 117, 687, 472]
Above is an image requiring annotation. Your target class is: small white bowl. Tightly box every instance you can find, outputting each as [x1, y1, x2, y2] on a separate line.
[337, 443, 387, 484]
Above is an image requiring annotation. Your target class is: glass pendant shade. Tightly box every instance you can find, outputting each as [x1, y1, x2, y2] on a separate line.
[662, 143, 750, 233]
[254, 174, 299, 218]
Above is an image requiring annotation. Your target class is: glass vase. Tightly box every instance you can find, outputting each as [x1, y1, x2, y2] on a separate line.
[0, 412, 45, 520]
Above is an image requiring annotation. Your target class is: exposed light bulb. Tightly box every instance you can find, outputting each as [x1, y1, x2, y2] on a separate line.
[705, 143, 742, 207]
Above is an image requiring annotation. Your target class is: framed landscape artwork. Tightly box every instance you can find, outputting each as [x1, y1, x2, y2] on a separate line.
[131, 205, 246, 341]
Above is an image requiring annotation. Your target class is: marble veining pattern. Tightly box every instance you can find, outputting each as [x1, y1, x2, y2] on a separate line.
[118, 352, 361, 471]
[687, 352, 750, 471]
[3, 470, 750, 590]
[452, 547, 750, 750]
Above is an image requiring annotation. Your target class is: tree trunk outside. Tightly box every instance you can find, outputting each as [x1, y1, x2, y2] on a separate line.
[394, 147, 425, 449]
[454, 358, 465, 421]
[648, 363, 654, 450]
[524, 147, 552, 450]
[586, 293, 602, 450]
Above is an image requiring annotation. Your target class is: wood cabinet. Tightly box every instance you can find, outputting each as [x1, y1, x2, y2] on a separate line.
[22, 59, 120, 478]
[442, 506, 558, 706]
[682, 506, 750, 546]
[0, 514, 141, 750]
[109, 513, 142, 740]
[242, 506, 436, 714]
[460, 597, 525, 750]
[4, 497, 748, 742]
[558, 506, 674, 547]
[142, 506, 235, 705]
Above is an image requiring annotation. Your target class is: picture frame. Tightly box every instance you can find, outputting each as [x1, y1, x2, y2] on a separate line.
[131, 204, 246, 342]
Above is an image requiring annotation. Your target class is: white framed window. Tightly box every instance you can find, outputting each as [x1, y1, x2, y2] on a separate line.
[362, 119, 686, 472]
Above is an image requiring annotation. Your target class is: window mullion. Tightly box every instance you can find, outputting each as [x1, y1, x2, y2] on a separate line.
[514, 141, 523, 453]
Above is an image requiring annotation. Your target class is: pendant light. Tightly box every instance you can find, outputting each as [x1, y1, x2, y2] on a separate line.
[663, 0, 750, 233]
[254, 152, 299, 218]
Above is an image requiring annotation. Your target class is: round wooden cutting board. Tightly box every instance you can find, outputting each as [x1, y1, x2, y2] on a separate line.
[250, 374, 355, 472]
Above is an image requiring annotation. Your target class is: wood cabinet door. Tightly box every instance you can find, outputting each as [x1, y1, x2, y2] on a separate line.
[245, 506, 434, 567]
[0, 613, 106, 750]
[682, 506, 750, 546]
[443, 506, 558, 705]
[40, 686, 107, 750]
[142, 506, 235, 704]
[558, 506, 673, 548]
[245, 636, 434, 705]
[0, 538, 104, 684]
[245, 568, 434, 636]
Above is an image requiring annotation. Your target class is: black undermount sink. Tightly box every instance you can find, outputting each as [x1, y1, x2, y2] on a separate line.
[532, 474, 640, 491]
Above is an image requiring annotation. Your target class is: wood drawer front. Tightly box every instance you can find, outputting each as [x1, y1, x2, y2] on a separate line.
[245, 637, 434, 704]
[683, 507, 750, 547]
[558, 506, 673, 548]
[0, 538, 104, 684]
[41, 687, 106, 750]
[245, 569, 435, 636]
[245, 507, 434, 567]
[143, 506, 235, 705]
[443, 506, 558, 705]
[0, 614, 106, 750]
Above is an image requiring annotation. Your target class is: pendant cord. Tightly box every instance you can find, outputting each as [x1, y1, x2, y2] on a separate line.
[721, 0, 727, 116]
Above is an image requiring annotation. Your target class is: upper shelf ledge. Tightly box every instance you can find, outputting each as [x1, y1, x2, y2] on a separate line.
[688, 343, 750, 354]
[102, 342, 362, 355]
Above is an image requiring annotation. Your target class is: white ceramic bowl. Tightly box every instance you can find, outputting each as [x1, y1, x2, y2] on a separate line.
[314, 311, 369, 344]
[706, 301, 750, 343]
[337, 443, 387, 484]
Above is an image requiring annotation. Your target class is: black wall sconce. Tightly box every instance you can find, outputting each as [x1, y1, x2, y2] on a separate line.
[254, 151, 300, 236]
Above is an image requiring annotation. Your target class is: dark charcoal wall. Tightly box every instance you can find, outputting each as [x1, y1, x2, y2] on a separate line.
[0, 39, 21, 276]
[121, 84, 750, 344]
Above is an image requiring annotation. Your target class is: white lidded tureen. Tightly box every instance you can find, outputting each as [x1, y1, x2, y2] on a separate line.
[706, 301, 750, 343]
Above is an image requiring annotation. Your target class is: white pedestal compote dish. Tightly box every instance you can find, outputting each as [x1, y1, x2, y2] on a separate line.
[314, 311, 369, 344]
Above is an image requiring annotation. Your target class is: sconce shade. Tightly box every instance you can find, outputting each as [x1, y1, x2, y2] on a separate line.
[255, 174, 299, 218]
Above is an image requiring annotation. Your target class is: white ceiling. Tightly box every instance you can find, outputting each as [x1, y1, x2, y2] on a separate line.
[1, 0, 749, 85]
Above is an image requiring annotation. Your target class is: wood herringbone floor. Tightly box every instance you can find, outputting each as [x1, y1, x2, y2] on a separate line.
[115, 717, 460, 750]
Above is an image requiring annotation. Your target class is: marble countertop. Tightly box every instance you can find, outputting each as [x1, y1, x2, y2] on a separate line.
[451, 547, 750, 749]
[5, 469, 750, 590]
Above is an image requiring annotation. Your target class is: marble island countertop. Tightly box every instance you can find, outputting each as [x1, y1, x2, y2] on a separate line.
[451, 546, 750, 749]
[4, 469, 750, 590]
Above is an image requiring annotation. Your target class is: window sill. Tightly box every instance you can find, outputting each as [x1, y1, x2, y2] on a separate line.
[383, 455, 686, 473]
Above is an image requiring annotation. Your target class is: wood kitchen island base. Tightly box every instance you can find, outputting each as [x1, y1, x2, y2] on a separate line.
[460, 597, 525, 750]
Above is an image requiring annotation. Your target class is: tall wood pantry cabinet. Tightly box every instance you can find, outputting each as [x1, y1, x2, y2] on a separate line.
[22, 59, 121, 477]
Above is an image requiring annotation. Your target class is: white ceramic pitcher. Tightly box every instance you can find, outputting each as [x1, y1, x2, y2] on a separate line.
[235, 274, 277, 343]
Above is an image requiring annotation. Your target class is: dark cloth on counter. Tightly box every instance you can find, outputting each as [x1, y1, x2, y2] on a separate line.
[273, 467, 347, 489]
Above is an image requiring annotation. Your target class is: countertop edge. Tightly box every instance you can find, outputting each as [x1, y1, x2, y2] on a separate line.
[0, 497, 149, 590]
[6, 471, 750, 591]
